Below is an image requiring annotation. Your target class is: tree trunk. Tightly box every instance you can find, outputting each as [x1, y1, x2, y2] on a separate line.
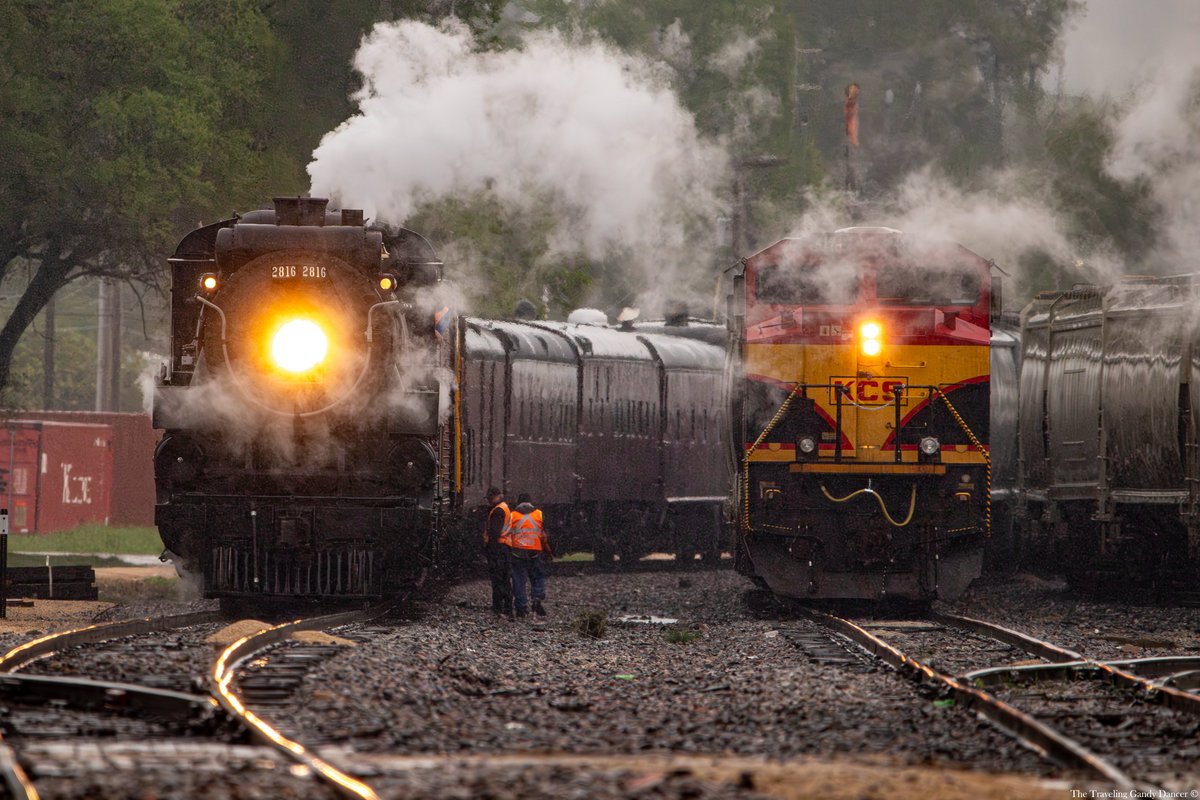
[0, 254, 72, 400]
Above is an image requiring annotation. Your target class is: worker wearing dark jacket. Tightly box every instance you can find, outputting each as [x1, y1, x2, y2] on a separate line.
[483, 487, 513, 618]
[502, 493, 550, 617]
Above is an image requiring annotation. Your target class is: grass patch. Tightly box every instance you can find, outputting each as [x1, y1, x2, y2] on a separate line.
[572, 609, 608, 639]
[663, 627, 703, 645]
[8, 525, 163, 555]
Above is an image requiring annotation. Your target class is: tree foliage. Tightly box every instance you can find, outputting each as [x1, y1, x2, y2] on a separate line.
[0, 0, 291, 396]
[0, 0, 508, 403]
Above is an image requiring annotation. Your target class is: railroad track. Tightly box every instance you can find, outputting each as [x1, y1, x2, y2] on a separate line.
[0, 605, 393, 800]
[0, 611, 224, 799]
[802, 609, 1200, 792]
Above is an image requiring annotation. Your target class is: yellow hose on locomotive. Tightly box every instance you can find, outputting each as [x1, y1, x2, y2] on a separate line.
[819, 483, 918, 527]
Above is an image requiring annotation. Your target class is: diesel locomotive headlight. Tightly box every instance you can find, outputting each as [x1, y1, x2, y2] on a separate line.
[797, 436, 818, 459]
[919, 436, 940, 456]
[859, 320, 883, 357]
[270, 318, 329, 374]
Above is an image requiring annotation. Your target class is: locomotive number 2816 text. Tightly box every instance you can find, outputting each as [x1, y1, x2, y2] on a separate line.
[271, 265, 327, 279]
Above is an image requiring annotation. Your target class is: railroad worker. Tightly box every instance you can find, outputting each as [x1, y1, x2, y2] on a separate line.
[502, 493, 550, 618]
[483, 487, 514, 618]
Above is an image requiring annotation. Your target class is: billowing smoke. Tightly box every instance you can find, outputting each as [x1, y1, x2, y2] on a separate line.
[777, 168, 1117, 294]
[1049, 0, 1200, 270]
[308, 19, 728, 313]
[1104, 40, 1200, 266]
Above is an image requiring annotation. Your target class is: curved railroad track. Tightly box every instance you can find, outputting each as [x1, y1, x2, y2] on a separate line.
[804, 609, 1200, 792]
[0, 605, 395, 800]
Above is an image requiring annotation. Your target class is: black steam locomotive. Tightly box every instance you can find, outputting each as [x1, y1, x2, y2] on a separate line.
[154, 197, 451, 605]
[153, 197, 730, 607]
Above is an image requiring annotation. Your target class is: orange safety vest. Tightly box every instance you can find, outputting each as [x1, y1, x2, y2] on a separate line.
[483, 501, 510, 544]
[502, 508, 546, 551]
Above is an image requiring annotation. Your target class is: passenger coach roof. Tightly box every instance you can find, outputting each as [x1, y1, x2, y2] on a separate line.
[637, 334, 724, 370]
[534, 322, 654, 361]
[463, 321, 507, 360]
[468, 318, 578, 363]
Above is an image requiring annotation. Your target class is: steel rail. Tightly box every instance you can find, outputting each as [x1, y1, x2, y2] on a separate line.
[0, 673, 216, 719]
[0, 609, 223, 800]
[935, 614, 1200, 717]
[931, 612, 1085, 663]
[0, 610, 222, 673]
[210, 605, 393, 800]
[803, 609, 1140, 790]
[963, 658, 1200, 717]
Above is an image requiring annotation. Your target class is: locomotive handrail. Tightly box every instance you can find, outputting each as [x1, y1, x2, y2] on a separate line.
[196, 295, 380, 419]
[933, 387, 992, 536]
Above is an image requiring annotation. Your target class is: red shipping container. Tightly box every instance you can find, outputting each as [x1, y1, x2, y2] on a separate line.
[2, 421, 114, 533]
[10, 412, 157, 527]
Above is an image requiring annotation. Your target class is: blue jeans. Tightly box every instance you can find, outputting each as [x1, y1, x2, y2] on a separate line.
[508, 549, 545, 612]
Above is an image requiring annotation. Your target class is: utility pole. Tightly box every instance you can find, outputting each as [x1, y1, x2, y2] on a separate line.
[95, 278, 120, 412]
[730, 155, 784, 259]
[109, 281, 121, 412]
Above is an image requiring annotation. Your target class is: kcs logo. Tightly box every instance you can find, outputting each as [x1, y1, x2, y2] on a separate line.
[831, 377, 909, 405]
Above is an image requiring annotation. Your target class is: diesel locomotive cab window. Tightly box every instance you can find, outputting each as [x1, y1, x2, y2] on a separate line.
[875, 265, 980, 306]
[754, 263, 836, 305]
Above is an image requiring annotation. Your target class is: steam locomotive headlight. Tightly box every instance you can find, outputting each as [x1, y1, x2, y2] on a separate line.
[270, 318, 329, 374]
[859, 320, 883, 357]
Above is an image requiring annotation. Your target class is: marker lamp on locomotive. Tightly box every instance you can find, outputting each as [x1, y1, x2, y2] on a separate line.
[270, 318, 329, 374]
[378, 274, 397, 292]
[200, 273, 218, 292]
[919, 436, 940, 456]
[797, 436, 818, 456]
[859, 320, 883, 357]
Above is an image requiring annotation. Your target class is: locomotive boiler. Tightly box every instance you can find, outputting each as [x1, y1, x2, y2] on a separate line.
[728, 227, 1001, 602]
[154, 197, 450, 607]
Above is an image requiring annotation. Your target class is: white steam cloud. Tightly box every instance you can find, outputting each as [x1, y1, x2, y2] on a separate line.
[309, 19, 728, 305]
[1104, 36, 1200, 264]
[782, 169, 1115, 289]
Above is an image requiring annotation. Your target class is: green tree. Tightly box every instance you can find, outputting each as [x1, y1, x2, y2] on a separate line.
[0, 0, 292, 398]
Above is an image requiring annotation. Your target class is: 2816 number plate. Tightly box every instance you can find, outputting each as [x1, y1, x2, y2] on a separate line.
[271, 265, 327, 279]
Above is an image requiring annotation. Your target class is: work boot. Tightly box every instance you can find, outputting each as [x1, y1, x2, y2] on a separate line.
[515, 608, 528, 618]
[532, 600, 546, 617]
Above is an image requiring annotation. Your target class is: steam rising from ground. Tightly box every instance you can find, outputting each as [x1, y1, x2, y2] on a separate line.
[309, 19, 727, 309]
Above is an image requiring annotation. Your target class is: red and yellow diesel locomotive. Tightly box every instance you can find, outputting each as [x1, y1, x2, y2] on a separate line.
[727, 227, 1000, 602]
